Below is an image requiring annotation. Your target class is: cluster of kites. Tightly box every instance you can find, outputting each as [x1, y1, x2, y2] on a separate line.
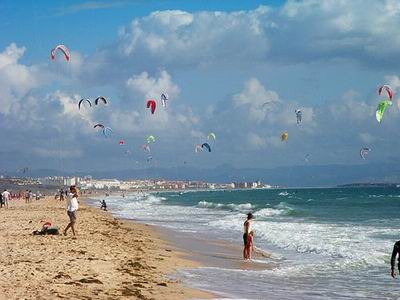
[357, 84, 395, 160]
[51, 44, 214, 164]
[50, 44, 393, 165]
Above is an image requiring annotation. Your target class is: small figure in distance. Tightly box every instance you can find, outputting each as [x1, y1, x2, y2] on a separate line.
[100, 200, 107, 211]
[391, 240, 400, 279]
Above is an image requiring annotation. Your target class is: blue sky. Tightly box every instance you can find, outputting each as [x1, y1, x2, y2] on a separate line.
[1, 0, 400, 176]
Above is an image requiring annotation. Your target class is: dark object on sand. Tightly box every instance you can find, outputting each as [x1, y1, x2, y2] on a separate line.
[33, 222, 60, 235]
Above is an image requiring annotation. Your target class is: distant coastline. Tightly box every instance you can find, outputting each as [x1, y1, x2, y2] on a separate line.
[337, 183, 400, 188]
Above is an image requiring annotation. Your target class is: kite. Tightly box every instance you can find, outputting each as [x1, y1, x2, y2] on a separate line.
[103, 127, 113, 138]
[161, 93, 168, 107]
[78, 98, 92, 110]
[295, 109, 302, 125]
[376, 99, 392, 123]
[360, 147, 371, 160]
[378, 85, 394, 101]
[147, 100, 156, 114]
[51, 44, 70, 61]
[201, 143, 211, 152]
[94, 123, 105, 129]
[281, 132, 289, 141]
[195, 144, 203, 153]
[119, 140, 125, 145]
[95, 97, 107, 106]
[146, 135, 156, 143]
[141, 144, 151, 152]
[207, 132, 216, 140]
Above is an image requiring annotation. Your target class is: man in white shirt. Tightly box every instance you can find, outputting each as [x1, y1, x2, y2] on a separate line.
[1, 189, 11, 209]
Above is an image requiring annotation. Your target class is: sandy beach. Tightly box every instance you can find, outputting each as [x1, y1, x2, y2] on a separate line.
[0, 197, 213, 300]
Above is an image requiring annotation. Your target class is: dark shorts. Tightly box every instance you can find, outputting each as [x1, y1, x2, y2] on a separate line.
[67, 210, 77, 223]
[243, 233, 248, 246]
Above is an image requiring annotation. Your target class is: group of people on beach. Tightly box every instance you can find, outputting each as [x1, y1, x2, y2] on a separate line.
[0, 189, 37, 208]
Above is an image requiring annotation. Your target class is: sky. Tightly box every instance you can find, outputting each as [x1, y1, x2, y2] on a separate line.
[1, 0, 400, 176]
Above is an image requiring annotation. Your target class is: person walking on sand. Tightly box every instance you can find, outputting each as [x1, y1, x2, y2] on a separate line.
[64, 186, 79, 236]
[28, 190, 33, 203]
[243, 212, 254, 260]
[59, 189, 64, 202]
[1, 189, 11, 209]
[25, 189, 29, 204]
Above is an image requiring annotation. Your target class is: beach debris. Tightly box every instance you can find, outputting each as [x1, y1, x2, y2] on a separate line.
[360, 147, 371, 160]
[78, 98, 92, 110]
[201, 143, 211, 152]
[147, 99, 156, 114]
[78, 277, 103, 284]
[51, 44, 70, 61]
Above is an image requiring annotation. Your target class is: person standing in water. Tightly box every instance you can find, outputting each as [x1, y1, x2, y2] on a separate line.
[243, 212, 254, 260]
[391, 240, 400, 278]
[64, 186, 79, 236]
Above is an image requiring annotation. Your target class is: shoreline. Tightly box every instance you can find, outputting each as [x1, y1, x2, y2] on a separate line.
[87, 194, 276, 298]
[0, 196, 214, 299]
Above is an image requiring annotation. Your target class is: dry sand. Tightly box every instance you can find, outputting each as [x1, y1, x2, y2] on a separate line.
[0, 197, 213, 299]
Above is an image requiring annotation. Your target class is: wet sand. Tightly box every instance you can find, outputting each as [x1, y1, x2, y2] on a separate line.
[0, 197, 213, 299]
[158, 227, 278, 272]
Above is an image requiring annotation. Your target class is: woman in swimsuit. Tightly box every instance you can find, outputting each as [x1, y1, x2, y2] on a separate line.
[243, 212, 254, 260]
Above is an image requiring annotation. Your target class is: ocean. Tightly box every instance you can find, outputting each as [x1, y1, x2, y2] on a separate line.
[97, 188, 400, 299]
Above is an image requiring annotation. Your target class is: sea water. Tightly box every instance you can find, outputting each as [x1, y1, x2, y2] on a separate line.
[98, 188, 400, 299]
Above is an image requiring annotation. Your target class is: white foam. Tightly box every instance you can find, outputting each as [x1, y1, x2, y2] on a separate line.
[197, 201, 253, 212]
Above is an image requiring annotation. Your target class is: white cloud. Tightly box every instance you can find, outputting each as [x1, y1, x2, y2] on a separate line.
[126, 70, 179, 100]
[247, 132, 266, 150]
[232, 78, 280, 123]
[115, 7, 270, 67]
[330, 90, 374, 122]
[0, 44, 47, 114]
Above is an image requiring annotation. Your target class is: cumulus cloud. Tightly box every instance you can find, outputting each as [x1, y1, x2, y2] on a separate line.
[116, 7, 270, 67]
[330, 90, 374, 122]
[73, 1, 400, 77]
[0, 43, 48, 114]
[233, 78, 279, 123]
[3, 2, 400, 171]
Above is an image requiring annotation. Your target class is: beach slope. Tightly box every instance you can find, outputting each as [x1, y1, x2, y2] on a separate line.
[0, 197, 212, 299]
